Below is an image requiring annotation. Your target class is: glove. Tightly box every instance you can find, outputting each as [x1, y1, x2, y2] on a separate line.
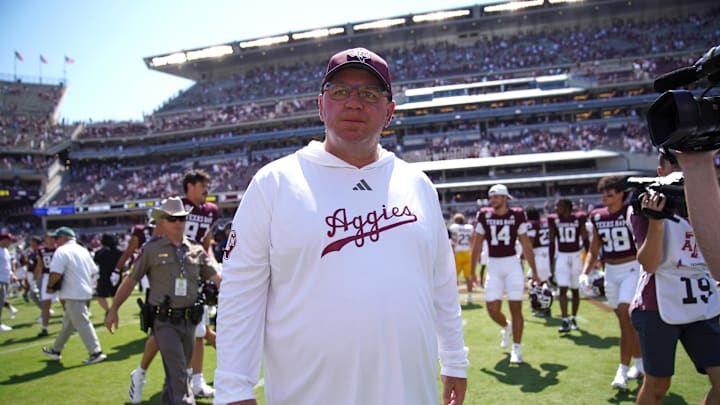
[110, 271, 121, 287]
[578, 274, 593, 297]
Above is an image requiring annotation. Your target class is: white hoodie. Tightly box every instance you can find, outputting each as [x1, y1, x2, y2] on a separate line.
[215, 141, 468, 405]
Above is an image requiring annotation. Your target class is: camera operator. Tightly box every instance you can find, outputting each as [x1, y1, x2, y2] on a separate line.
[675, 150, 720, 279]
[630, 149, 720, 405]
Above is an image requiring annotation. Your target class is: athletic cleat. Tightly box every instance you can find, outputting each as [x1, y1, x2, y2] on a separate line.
[35, 316, 43, 324]
[611, 367, 628, 391]
[42, 347, 61, 360]
[510, 347, 523, 364]
[192, 377, 215, 398]
[82, 351, 107, 365]
[0, 324, 12, 332]
[570, 318, 579, 331]
[37, 329, 49, 337]
[627, 365, 644, 379]
[129, 368, 146, 404]
[500, 322, 513, 349]
[9, 306, 17, 319]
[558, 320, 571, 333]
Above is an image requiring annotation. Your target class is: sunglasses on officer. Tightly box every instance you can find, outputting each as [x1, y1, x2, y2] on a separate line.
[163, 216, 187, 223]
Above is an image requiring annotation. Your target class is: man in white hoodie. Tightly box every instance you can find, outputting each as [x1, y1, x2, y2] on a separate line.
[215, 48, 469, 405]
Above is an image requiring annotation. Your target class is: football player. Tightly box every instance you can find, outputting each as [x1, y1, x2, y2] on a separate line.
[526, 207, 551, 317]
[582, 175, 643, 390]
[34, 233, 57, 337]
[181, 169, 219, 398]
[549, 198, 589, 332]
[471, 184, 539, 364]
[449, 213, 476, 305]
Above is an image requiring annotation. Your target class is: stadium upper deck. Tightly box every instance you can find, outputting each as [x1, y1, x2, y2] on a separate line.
[2, 0, 719, 237]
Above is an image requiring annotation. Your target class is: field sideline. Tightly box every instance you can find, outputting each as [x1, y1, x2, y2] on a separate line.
[0, 287, 710, 404]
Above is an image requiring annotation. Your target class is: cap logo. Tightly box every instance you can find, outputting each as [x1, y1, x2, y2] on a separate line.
[347, 48, 372, 63]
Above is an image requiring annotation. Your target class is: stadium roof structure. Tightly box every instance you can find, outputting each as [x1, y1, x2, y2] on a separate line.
[142, 0, 700, 82]
[410, 149, 622, 172]
[431, 170, 644, 190]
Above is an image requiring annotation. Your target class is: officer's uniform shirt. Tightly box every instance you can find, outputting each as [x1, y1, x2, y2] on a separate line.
[129, 236, 217, 308]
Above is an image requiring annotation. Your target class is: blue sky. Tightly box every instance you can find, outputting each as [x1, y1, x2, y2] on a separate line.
[1, 0, 491, 123]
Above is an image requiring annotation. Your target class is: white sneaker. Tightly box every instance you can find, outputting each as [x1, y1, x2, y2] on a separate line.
[466, 294, 473, 305]
[9, 306, 17, 319]
[82, 352, 107, 365]
[0, 324, 12, 332]
[192, 376, 215, 398]
[129, 368, 146, 404]
[510, 347, 523, 364]
[42, 347, 61, 360]
[611, 367, 628, 391]
[627, 364, 644, 379]
[500, 322, 512, 349]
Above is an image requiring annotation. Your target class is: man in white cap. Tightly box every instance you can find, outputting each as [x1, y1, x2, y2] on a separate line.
[471, 184, 539, 364]
[41, 226, 107, 365]
[215, 47, 468, 405]
[106, 197, 221, 404]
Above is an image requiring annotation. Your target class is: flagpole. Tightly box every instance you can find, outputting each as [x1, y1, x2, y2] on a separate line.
[13, 54, 17, 80]
[39, 54, 42, 84]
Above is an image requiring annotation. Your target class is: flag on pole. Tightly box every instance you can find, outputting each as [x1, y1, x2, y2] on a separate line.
[40, 55, 48, 64]
[15, 51, 24, 61]
[64, 55, 75, 64]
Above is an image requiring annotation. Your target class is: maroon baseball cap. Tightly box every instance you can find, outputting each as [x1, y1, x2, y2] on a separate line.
[321, 48, 392, 99]
[0, 232, 17, 241]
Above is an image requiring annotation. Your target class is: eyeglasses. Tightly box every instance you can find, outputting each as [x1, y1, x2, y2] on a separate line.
[164, 216, 187, 223]
[323, 82, 389, 103]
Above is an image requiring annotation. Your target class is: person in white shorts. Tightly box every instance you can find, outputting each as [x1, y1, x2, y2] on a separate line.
[471, 184, 539, 364]
[549, 198, 589, 333]
[525, 207, 552, 317]
[35, 233, 57, 337]
[582, 175, 643, 391]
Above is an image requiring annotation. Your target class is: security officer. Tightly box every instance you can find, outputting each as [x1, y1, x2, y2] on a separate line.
[106, 197, 221, 404]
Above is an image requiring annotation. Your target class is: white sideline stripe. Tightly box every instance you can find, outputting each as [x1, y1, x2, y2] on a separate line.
[0, 319, 133, 356]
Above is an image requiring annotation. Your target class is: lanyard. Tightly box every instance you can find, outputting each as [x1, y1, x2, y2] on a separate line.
[174, 244, 187, 278]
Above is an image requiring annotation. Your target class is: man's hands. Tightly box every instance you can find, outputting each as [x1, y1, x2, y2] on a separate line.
[105, 309, 119, 334]
[441, 375, 467, 405]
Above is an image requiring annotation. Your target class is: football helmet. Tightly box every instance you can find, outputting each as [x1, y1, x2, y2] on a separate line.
[579, 270, 606, 298]
[529, 282, 553, 311]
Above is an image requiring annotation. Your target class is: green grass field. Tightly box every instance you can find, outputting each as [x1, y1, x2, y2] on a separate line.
[0, 287, 711, 404]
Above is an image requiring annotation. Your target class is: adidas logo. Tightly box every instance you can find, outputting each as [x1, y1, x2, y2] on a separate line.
[353, 179, 372, 191]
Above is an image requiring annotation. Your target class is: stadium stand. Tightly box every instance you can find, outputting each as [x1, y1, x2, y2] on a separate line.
[2, 0, 718, 241]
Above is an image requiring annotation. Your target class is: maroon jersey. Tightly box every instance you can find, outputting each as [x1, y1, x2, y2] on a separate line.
[549, 213, 587, 252]
[589, 204, 637, 260]
[39, 246, 55, 274]
[131, 224, 152, 247]
[182, 197, 219, 244]
[527, 218, 550, 248]
[475, 207, 528, 257]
